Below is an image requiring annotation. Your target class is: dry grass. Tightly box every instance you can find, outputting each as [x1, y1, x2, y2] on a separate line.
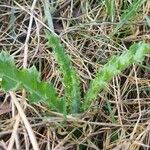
[0, 0, 150, 149]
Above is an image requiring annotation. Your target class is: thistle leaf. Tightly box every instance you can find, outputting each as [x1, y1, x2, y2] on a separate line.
[1, 76, 21, 91]
[46, 33, 81, 113]
[0, 51, 64, 113]
[83, 42, 150, 111]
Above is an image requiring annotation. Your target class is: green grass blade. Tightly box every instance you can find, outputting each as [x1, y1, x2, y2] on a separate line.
[105, 0, 115, 22]
[0, 51, 64, 113]
[111, 0, 146, 36]
[42, 0, 54, 31]
[82, 42, 150, 111]
[106, 100, 116, 123]
[145, 15, 150, 27]
[47, 33, 81, 113]
[9, 7, 16, 37]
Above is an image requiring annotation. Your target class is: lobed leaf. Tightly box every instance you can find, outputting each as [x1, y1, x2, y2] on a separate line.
[0, 51, 64, 113]
[82, 42, 150, 111]
[46, 33, 81, 113]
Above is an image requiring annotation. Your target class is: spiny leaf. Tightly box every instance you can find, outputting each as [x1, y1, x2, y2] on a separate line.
[0, 51, 64, 113]
[46, 33, 81, 113]
[1, 76, 20, 91]
[70, 69, 81, 113]
[82, 42, 150, 111]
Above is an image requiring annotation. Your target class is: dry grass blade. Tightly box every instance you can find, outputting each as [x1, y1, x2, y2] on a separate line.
[0, 0, 150, 149]
[7, 115, 20, 150]
[9, 92, 39, 150]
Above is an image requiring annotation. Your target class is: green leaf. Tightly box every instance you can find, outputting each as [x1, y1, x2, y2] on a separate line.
[0, 51, 64, 113]
[1, 76, 21, 91]
[46, 32, 81, 113]
[70, 69, 81, 113]
[82, 42, 150, 111]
